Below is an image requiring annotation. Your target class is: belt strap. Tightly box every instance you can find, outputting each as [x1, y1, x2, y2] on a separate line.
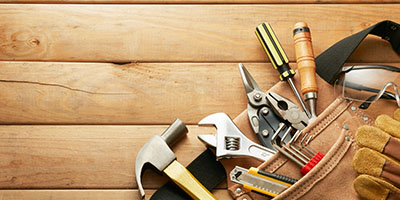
[316, 20, 400, 84]
[150, 149, 226, 200]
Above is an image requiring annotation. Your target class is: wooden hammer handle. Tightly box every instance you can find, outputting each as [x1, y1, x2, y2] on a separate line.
[293, 22, 318, 94]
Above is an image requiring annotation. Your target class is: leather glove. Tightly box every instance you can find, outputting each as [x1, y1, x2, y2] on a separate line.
[353, 109, 400, 200]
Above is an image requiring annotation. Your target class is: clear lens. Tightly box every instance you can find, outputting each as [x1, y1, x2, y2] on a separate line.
[334, 67, 400, 104]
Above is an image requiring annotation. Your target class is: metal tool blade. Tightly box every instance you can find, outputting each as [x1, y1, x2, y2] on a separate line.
[239, 63, 262, 93]
[198, 113, 275, 161]
[266, 92, 309, 130]
[230, 166, 290, 197]
[197, 135, 217, 148]
[239, 63, 270, 135]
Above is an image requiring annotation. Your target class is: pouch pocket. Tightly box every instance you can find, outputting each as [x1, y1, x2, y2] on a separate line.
[268, 98, 363, 200]
[270, 95, 400, 199]
[230, 98, 368, 200]
[273, 129, 357, 200]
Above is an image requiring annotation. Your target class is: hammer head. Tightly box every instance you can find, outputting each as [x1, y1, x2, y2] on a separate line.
[135, 119, 188, 199]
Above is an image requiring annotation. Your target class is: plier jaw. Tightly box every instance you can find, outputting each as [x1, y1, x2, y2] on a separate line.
[239, 63, 292, 151]
[239, 63, 268, 134]
[266, 92, 309, 130]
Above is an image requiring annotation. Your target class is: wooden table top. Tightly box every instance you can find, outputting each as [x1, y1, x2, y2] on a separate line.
[0, 1, 399, 199]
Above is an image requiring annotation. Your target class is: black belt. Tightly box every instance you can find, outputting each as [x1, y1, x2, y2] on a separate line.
[151, 149, 226, 200]
[316, 20, 400, 84]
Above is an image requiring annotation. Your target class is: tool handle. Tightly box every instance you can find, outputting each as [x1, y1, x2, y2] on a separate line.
[164, 160, 217, 200]
[300, 152, 324, 175]
[248, 167, 297, 185]
[257, 169, 298, 185]
[255, 23, 295, 81]
[293, 22, 318, 94]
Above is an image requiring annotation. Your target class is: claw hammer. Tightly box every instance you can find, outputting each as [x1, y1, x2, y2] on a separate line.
[135, 119, 216, 200]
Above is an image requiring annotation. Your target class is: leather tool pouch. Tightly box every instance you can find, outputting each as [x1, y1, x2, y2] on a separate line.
[227, 20, 400, 200]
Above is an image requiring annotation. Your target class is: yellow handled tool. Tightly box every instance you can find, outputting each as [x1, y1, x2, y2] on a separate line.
[293, 22, 318, 120]
[255, 23, 311, 118]
[230, 166, 297, 197]
[135, 119, 216, 200]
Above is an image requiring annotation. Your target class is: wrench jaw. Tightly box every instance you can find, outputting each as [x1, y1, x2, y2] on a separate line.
[198, 112, 228, 127]
[198, 113, 275, 162]
[198, 113, 245, 160]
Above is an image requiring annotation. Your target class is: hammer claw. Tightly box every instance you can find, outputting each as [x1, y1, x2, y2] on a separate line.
[135, 135, 177, 199]
[135, 119, 217, 200]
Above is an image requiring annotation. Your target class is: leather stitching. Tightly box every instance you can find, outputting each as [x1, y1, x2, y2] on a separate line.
[353, 107, 374, 126]
[282, 134, 351, 199]
[307, 99, 351, 143]
[269, 157, 288, 173]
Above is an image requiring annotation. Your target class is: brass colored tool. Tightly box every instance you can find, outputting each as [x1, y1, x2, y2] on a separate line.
[293, 22, 318, 120]
[135, 119, 216, 200]
[230, 166, 296, 197]
[255, 23, 311, 118]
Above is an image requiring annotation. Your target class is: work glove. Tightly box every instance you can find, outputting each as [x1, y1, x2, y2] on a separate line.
[353, 109, 400, 200]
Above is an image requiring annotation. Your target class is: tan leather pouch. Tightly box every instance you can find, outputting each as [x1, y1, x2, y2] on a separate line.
[227, 75, 398, 200]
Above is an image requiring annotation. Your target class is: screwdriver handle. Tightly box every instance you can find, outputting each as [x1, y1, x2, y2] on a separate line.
[255, 23, 295, 81]
[293, 22, 318, 94]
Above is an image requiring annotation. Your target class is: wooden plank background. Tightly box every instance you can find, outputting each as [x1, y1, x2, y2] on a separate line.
[0, 5, 399, 63]
[0, 1, 399, 200]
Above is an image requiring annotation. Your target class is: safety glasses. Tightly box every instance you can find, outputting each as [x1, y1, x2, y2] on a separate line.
[334, 65, 400, 109]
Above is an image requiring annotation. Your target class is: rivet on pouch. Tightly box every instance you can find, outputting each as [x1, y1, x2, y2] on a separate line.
[345, 136, 350, 142]
[351, 106, 356, 111]
[235, 187, 242, 194]
[344, 125, 349, 130]
[363, 116, 368, 121]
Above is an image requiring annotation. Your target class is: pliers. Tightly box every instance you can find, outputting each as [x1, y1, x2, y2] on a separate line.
[266, 92, 309, 131]
[239, 63, 291, 151]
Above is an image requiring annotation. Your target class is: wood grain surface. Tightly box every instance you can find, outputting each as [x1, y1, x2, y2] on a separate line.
[0, 5, 399, 63]
[0, 61, 279, 124]
[0, 125, 217, 189]
[1, 1, 400, 200]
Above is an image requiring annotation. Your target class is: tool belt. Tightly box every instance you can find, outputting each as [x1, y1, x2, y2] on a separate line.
[227, 20, 400, 200]
[148, 20, 400, 200]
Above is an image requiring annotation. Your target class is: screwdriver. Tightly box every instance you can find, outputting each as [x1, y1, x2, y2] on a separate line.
[255, 23, 311, 118]
[293, 22, 318, 120]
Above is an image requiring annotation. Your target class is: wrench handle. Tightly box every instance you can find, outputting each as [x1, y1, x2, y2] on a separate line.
[293, 22, 318, 94]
